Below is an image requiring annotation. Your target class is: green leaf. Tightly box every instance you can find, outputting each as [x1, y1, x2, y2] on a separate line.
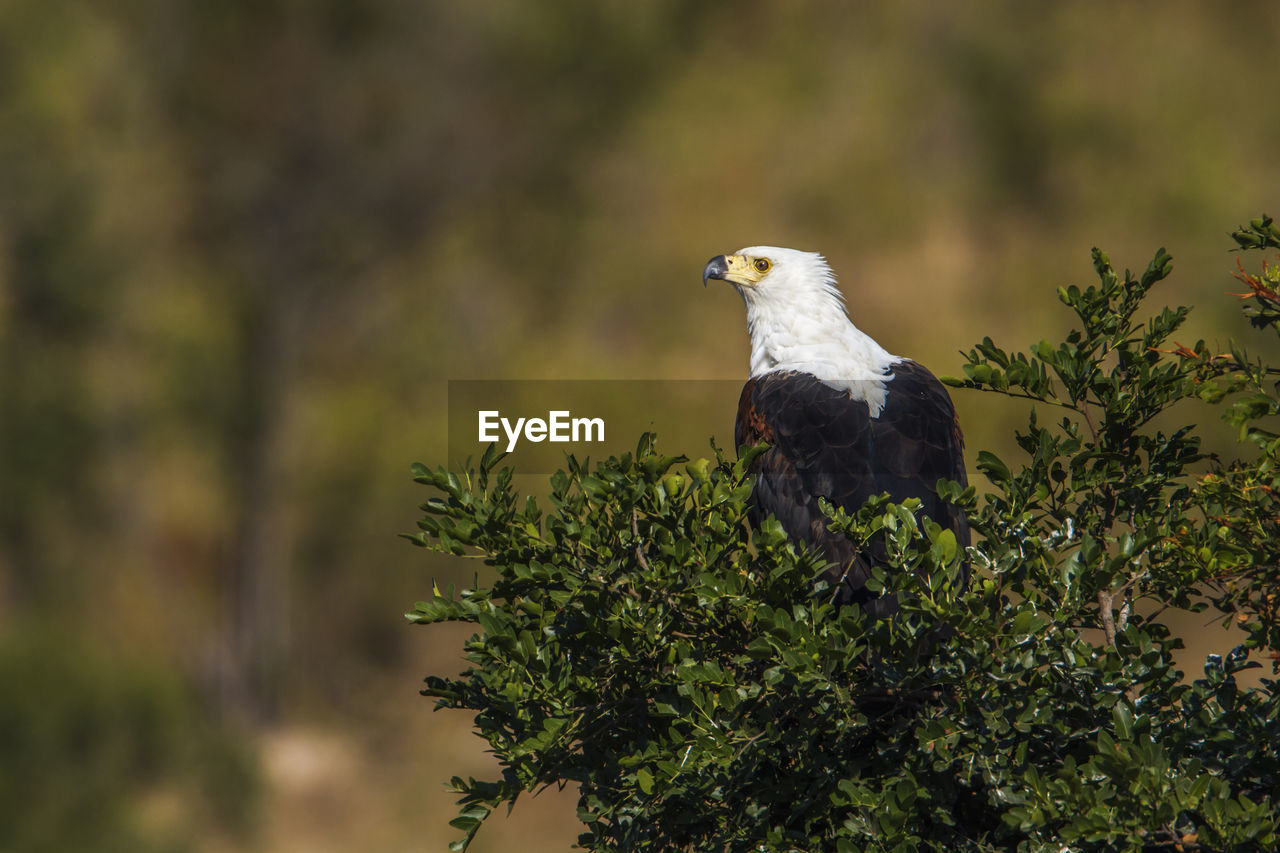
[976, 450, 1011, 485]
[1112, 702, 1133, 741]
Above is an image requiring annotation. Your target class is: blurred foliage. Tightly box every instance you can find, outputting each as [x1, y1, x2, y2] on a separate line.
[0, 627, 257, 852]
[409, 232, 1280, 851]
[0, 0, 1278, 848]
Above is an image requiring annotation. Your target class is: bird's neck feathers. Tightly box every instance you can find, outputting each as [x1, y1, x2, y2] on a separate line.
[738, 257, 901, 416]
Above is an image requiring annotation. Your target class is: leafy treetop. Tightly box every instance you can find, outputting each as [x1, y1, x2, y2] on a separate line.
[406, 218, 1280, 852]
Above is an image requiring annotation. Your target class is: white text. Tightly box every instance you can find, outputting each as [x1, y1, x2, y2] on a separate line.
[478, 410, 605, 452]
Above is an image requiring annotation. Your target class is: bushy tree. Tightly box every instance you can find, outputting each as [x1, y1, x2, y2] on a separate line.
[406, 219, 1280, 852]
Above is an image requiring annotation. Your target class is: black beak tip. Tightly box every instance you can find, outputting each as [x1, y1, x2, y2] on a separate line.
[702, 255, 729, 288]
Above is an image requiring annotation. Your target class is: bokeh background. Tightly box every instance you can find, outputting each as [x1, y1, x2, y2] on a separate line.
[3, 2, 1278, 850]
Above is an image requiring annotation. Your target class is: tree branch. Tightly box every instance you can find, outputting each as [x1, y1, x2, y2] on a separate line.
[632, 507, 652, 573]
[1098, 588, 1119, 647]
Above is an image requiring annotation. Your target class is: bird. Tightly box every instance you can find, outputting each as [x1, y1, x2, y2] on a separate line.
[704, 247, 969, 616]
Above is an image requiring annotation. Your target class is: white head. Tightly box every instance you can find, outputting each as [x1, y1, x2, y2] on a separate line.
[703, 246, 901, 413]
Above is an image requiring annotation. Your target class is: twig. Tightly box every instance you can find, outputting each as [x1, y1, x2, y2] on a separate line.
[1098, 589, 1119, 648]
[955, 386, 1071, 408]
[1098, 579, 1144, 704]
[1117, 586, 1132, 633]
[632, 507, 652, 572]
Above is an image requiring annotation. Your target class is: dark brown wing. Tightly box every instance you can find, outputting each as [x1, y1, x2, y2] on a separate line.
[735, 364, 968, 614]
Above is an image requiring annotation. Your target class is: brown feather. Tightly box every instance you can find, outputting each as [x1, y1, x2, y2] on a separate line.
[734, 364, 968, 615]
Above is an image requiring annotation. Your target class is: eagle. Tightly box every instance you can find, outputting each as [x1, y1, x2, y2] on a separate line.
[704, 247, 969, 616]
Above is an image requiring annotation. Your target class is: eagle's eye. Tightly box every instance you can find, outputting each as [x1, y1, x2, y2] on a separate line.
[753, 258, 772, 273]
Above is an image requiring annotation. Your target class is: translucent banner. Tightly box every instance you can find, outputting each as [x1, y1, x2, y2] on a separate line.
[447, 380, 744, 474]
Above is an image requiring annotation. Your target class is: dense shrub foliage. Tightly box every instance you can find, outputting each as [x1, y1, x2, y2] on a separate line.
[407, 220, 1280, 852]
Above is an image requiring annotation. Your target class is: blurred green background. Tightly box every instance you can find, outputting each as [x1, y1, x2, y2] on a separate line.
[2, 1, 1278, 850]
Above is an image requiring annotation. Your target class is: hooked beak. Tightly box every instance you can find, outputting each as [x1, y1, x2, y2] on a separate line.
[703, 253, 762, 288]
[702, 255, 729, 287]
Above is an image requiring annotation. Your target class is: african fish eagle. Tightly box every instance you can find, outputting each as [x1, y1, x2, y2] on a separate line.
[704, 247, 969, 616]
